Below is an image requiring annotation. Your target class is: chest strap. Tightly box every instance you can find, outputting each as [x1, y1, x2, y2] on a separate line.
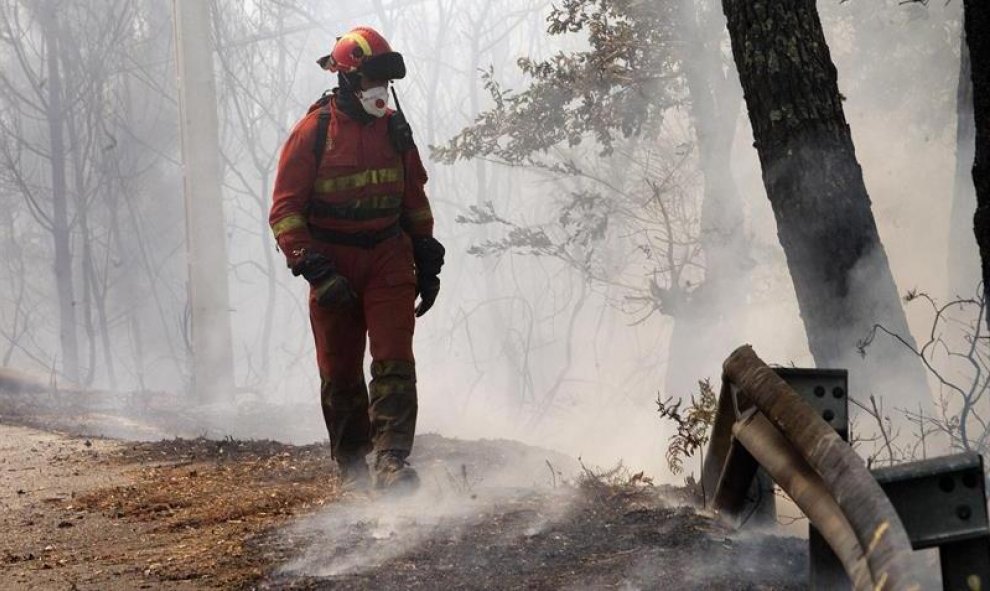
[309, 222, 402, 249]
[309, 195, 402, 221]
[313, 103, 332, 167]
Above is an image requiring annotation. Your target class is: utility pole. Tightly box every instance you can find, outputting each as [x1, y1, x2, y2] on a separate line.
[171, 0, 235, 403]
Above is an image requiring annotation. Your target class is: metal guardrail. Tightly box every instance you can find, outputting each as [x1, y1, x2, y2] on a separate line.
[702, 345, 990, 591]
[807, 411, 990, 589]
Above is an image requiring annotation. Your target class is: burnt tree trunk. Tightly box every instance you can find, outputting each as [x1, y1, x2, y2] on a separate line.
[949, 30, 979, 297]
[721, 0, 929, 405]
[41, 2, 81, 384]
[666, 0, 751, 396]
[963, 0, 990, 331]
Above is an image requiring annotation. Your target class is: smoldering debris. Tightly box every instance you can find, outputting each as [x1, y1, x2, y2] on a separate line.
[275, 485, 575, 580]
[608, 528, 807, 591]
[258, 457, 805, 591]
[273, 447, 580, 581]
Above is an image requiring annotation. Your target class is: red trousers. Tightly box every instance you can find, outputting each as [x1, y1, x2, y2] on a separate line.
[308, 233, 418, 459]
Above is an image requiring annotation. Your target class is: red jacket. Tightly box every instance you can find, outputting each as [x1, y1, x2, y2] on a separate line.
[269, 97, 434, 265]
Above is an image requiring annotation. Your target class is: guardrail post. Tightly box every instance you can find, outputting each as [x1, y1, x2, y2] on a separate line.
[874, 453, 990, 590]
[802, 400, 990, 591]
[712, 436, 776, 526]
[940, 537, 990, 591]
[773, 368, 849, 441]
[809, 527, 851, 590]
[707, 368, 848, 528]
[704, 379, 777, 526]
[771, 368, 853, 590]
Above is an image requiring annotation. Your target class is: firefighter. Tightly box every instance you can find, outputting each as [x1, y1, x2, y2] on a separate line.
[269, 26, 444, 492]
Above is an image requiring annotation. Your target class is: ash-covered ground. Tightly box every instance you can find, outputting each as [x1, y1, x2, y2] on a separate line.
[0, 414, 805, 591]
[256, 476, 805, 590]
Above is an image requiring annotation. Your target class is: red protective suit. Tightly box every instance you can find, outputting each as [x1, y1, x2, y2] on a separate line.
[269, 95, 434, 460]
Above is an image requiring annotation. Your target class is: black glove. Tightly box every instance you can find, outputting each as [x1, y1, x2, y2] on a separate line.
[412, 237, 445, 317]
[291, 252, 357, 309]
[415, 274, 440, 318]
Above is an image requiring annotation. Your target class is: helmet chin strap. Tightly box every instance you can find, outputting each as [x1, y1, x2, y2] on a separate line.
[338, 71, 361, 92]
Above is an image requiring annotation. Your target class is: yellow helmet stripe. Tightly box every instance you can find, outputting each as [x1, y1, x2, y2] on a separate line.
[342, 31, 372, 58]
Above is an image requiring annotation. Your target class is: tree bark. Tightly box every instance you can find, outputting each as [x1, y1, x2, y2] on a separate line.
[721, 0, 929, 406]
[949, 29, 979, 297]
[172, 0, 235, 402]
[62, 80, 98, 387]
[666, 0, 751, 395]
[963, 0, 990, 332]
[41, 2, 81, 384]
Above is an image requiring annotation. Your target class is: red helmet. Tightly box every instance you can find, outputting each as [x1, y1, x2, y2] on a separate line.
[317, 26, 406, 80]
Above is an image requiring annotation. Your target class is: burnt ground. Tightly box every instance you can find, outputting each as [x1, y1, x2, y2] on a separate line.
[255, 480, 806, 591]
[0, 415, 807, 591]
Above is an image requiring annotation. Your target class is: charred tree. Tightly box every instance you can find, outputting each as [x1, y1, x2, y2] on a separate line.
[949, 29, 979, 297]
[963, 0, 990, 332]
[720, 0, 929, 405]
[665, 0, 750, 395]
[40, 2, 81, 384]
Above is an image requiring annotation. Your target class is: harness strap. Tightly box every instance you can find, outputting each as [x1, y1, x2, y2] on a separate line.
[313, 104, 332, 167]
[309, 195, 402, 221]
[309, 222, 402, 249]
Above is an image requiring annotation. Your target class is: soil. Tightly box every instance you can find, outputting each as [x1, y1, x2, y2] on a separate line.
[0, 418, 807, 591]
[255, 479, 805, 591]
[1, 424, 342, 590]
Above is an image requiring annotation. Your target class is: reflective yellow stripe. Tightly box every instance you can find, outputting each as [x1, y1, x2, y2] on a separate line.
[314, 167, 404, 193]
[310, 195, 403, 220]
[270, 213, 307, 238]
[342, 31, 372, 58]
[404, 205, 434, 223]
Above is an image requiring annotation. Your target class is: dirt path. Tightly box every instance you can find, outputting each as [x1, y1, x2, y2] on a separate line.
[1, 423, 343, 590]
[0, 424, 164, 590]
[0, 422, 806, 590]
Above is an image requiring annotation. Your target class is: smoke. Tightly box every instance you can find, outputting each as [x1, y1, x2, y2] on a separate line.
[1, 4, 977, 589]
[276, 444, 579, 580]
[270, 448, 810, 589]
[279, 487, 575, 579]
[0, 0, 972, 489]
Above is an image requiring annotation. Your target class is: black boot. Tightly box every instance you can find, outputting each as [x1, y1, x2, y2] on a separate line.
[337, 453, 371, 491]
[373, 450, 419, 494]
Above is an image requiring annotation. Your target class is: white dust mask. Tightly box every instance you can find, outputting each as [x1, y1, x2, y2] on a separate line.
[357, 85, 390, 118]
